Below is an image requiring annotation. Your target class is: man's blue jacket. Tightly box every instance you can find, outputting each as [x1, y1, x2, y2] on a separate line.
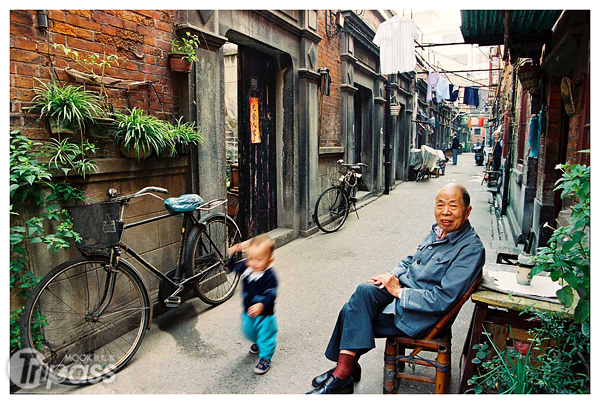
[384, 220, 485, 337]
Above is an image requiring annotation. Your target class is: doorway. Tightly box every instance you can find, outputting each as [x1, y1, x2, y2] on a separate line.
[353, 84, 373, 191]
[237, 45, 278, 239]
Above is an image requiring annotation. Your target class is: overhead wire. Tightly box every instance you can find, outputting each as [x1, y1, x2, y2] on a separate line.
[415, 38, 494, 88]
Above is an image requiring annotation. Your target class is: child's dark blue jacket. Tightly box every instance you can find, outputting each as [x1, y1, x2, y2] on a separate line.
[227, 256, 278, 316]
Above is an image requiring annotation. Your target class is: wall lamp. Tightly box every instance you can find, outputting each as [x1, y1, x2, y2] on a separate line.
[37, 10, 48, 31]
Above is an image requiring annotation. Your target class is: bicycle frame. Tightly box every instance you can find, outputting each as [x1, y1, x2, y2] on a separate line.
[89, 204, 230, 320]
[122, 210, 228, 287]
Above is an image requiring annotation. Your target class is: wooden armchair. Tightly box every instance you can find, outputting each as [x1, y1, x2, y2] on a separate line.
[383, 274, 482, 394]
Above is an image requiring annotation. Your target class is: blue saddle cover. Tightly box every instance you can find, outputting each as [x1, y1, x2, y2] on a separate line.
[164, 194, 204, 214]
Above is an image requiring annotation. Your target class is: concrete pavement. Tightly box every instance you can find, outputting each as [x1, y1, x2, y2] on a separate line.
[24, 152, 506, 394]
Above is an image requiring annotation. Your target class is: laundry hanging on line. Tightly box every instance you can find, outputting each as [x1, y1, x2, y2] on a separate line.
[448, 84, 459, 102]
[463, 87, 479, 107]
[476, 88, 489, 111]
[436, 75, 450, 103]
[426, 72, 439, 103]
[373, 16, 418, 74]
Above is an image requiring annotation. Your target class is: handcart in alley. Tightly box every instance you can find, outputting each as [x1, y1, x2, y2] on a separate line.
[410, 145, 440, 182]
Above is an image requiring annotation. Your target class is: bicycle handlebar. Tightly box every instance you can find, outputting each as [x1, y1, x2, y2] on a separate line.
[135, 187, 168, 195]
[107, 186, 169, 202]
[337, 161, 368, 168]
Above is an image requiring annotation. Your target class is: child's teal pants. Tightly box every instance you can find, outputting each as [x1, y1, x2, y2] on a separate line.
[242, 313, 278, 360]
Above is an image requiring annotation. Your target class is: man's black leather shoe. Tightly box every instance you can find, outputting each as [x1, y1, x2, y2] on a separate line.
[311, 364, 362, 388]
[306, 375, 354, 394]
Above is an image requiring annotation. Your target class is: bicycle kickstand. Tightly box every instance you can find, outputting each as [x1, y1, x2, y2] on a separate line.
[352, 201, 360, 220]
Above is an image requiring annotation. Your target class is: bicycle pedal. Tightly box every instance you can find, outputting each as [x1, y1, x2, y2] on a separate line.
[164, 296, 181, 308]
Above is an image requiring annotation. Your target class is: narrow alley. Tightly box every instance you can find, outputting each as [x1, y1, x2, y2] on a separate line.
[28, 153, 505, 395]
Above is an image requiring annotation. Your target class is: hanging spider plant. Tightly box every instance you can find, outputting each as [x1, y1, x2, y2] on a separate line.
[28, 79, 102, 137]
[113, 108, 168, 159]
[164, 117, 204, 155]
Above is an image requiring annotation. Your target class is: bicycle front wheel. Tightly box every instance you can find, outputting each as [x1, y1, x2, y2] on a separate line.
[314, 186, 349, 233]
[185, 213, 241, 305]
[20, 255, 150, 386]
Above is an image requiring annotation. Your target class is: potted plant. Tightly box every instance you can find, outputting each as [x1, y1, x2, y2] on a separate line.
[28, 79, 102, 138]
[169, 32, 200, 73]
[164, 117, 204, 156]
[113, 108, 168, 160]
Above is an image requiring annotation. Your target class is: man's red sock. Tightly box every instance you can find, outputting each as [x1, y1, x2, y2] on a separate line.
[332, 353, 355, 380]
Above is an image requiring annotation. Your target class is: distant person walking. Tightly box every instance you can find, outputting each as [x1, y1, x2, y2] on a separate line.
[492, 130, 502, 171]
[451, 133, 460, 165]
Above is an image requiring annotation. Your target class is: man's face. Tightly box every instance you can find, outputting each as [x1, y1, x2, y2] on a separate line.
[494, 133, 500, 141]
[434, 187, 472, 236]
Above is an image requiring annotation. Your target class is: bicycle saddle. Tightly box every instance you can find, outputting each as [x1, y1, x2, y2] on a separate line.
[164, 194, 204, 214]
[351, 165, 363, 174]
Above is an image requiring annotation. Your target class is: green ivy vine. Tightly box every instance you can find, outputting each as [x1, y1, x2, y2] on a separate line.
[9, 130, 84, 351]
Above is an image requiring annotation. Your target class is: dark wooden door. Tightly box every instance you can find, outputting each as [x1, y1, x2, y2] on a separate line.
[353, 89, 362, 164]
[237, 46, 277, 239]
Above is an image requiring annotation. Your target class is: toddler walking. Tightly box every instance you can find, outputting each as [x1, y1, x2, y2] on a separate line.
[227, 235, 278, 374]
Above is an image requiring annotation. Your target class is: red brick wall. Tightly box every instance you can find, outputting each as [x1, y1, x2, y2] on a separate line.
[316, 10, 386, 149]
[317, 10, 342, 148]
[536, 77, 563, 204]
[10, 10, 179, 140]
[565, 53, 590, 166]
[362, 10, 384, 32]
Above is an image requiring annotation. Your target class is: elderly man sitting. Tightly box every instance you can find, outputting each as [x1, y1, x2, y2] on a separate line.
[307, 183, 485, 394]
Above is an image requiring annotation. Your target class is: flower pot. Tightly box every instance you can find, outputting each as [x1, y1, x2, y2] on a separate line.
[516, 252, 534, 285]
[158, 147, 175, 158]
[87, 117, 116, 139]
[175, 143, 190, 155]
[169, 54, 192, 73]
[48, 116, 78, 137]
[120, 144, 152, 160]
[390, 104, 401, 116]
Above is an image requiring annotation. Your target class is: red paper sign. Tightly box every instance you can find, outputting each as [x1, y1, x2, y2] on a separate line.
[250, 97, 261, 144]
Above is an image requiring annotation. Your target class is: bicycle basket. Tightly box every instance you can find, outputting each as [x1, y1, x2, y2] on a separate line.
[67, 201, 124, 252]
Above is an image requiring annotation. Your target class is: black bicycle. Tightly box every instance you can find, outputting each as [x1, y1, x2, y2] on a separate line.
[20, 186, 241, 386]
[313, 159, 367, 233]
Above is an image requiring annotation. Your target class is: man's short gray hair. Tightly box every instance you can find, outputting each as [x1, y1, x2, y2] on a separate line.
[438, 184, 470, 207]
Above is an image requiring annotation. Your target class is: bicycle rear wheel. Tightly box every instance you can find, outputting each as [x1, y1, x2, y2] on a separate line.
[20, 255, 150, 386]
[185, 213, 241, 305]
[314, 186, 349, 233]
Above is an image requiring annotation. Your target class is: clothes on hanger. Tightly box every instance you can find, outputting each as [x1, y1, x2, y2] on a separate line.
[320, 68, 331, 96]
[476, 88, 489, 111]
[436, 75, 450, 103]
[373, 16, 418, 74]
[426, 72, 439, 103]
[528, 114, 540, 158]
